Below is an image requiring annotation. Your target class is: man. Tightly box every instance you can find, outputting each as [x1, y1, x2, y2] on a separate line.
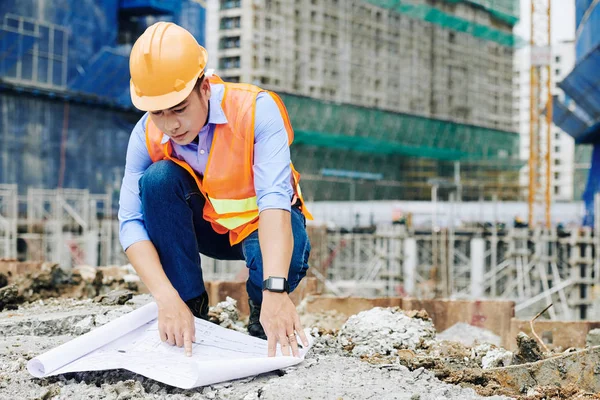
[119, 22, 312, 358]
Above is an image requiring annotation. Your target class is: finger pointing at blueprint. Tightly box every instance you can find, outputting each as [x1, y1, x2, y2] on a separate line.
[27, 302, 313, 389]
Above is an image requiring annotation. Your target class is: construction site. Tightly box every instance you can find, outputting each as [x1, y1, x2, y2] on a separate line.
[2, 0, 600, 399]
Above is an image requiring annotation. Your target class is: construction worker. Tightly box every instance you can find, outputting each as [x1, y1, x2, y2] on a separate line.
[119, 22, 312, 358]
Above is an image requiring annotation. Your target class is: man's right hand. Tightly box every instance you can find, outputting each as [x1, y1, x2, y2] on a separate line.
[156, 292, 196, 357]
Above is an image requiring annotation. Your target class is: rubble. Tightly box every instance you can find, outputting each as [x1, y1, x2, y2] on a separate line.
[208, 296, 247, 333]
[511, 332, 544, 365]
[0, 265, 598, 399]
[0, 295, 516, 400]
[94, 289, 135, 305]
[338, 307, 436, 356]
[586, 328, 600, 347]
[0, 284, 21, 311]
[480, 347, 513, 369]
[438, 322, 502, 347]
[0, 262, 146, 312]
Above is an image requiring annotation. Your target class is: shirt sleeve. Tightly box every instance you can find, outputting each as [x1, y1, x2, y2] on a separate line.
[118, 114, 153, 251]
[253, 92, 294, 213]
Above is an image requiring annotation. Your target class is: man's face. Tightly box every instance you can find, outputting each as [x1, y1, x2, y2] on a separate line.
[149, 78, 210, 145]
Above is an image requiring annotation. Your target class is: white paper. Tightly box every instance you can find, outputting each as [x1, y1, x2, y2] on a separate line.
[27, 302, 313, 389]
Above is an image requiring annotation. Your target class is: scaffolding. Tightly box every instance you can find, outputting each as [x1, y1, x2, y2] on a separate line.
[305, 223, 600, 321]
[0, 184, 17, 259]
[2, 186, 121, 268]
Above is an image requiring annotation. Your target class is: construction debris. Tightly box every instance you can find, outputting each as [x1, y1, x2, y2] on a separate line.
[511, 332, 544, 365]
[338, 307, 436, 356]
[1, 267, 599, 399]
[438, 322, 502, 347]
[93, 289, 135, 306]
[208, 296, 247, 333]
[0, 262, 145, 312]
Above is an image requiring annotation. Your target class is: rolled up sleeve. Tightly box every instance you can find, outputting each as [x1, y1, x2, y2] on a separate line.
[118, 114, 153, 251]
[253, 92, 294, 213]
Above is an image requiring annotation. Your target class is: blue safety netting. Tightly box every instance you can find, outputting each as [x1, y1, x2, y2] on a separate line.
[557, 44, 600, 123]
[552, 96, 593, 143]
[0, 0, 120, 86]
[576, 0, 600, 61]
[68, 46, 131, 107]
[583, 142, 600, 226]
[0, 91, 136, 204]
[562, 0, 600, 226]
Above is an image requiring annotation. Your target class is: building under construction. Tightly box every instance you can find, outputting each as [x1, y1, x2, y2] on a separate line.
[0, 0, 522, 205]
[207, 0, 522, 201]
[0, 0, 526, 265]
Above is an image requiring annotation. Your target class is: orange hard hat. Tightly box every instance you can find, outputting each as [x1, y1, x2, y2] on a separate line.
[129, 22, 208, 111]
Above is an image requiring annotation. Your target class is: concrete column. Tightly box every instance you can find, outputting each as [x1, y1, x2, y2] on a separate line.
[471, 238, 485, 298]
[403, 238, 417, 296]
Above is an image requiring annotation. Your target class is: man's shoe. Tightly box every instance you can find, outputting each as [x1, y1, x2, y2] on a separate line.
[248, 299, 267, 340]
[185, 291, 209, 320]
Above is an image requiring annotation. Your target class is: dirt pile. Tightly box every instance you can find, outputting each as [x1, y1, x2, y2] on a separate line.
[0, 261, 145, 312]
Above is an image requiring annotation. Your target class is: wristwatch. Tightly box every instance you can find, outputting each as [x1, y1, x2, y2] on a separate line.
[262, 276, 289, 293]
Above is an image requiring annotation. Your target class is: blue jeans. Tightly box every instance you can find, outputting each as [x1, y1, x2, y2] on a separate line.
[139, 160, 311, 304]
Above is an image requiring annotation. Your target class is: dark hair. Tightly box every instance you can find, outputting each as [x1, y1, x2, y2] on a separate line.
[194, 74, 205, 92]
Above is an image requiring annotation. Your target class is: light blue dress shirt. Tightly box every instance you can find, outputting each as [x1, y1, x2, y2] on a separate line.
[118, 84, 294, 251]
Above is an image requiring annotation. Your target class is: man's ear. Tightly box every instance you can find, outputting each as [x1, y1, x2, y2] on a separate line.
[201, 78, 211, 99]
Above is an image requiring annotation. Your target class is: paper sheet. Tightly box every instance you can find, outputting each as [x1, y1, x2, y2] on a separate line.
[27, 302, 313, 388]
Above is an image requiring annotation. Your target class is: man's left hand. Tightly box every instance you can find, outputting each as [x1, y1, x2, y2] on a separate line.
[260, 291, 309, 357]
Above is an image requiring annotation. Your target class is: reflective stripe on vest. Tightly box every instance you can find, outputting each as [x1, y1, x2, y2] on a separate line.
[208, 195, 258, 215]
[215, 213, 258, 230]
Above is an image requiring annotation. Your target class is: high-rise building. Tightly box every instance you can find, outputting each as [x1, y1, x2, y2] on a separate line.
[206, 0, 516, 132]
[516, 40, 576, 201]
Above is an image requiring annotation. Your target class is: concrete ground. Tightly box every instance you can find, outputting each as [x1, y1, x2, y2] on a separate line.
[0, 295, 514, 400]
[0, 262, 598, 400]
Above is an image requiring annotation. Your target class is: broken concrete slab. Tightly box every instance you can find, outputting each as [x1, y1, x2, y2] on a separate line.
[481, 346, 600, 396]
[93, 289, 135, 305]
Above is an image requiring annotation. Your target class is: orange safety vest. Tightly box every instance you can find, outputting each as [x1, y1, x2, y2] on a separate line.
[145, 74, 312, 245]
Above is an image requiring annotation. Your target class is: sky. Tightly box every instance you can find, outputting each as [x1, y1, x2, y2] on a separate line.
[514, 0, 576, 44]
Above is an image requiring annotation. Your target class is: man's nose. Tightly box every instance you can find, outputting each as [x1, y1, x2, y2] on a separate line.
[165, 116, 180, 133]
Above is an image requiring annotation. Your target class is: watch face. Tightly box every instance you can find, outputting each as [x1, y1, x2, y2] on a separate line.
[270, 278, 285, 291]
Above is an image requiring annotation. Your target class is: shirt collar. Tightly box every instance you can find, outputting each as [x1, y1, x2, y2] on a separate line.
[161, 84, 228, 145]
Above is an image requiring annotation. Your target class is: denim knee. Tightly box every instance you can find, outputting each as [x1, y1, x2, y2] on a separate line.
[139, 160, 194, 203]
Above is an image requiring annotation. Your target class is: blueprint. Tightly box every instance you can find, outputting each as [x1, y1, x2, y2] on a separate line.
[27, 302, 313, 388]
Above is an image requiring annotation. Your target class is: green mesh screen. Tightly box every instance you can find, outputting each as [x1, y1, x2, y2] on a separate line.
[442, 0, 520, 26]
[363, 0, 522, 47]
[281, 93, 520, 163]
